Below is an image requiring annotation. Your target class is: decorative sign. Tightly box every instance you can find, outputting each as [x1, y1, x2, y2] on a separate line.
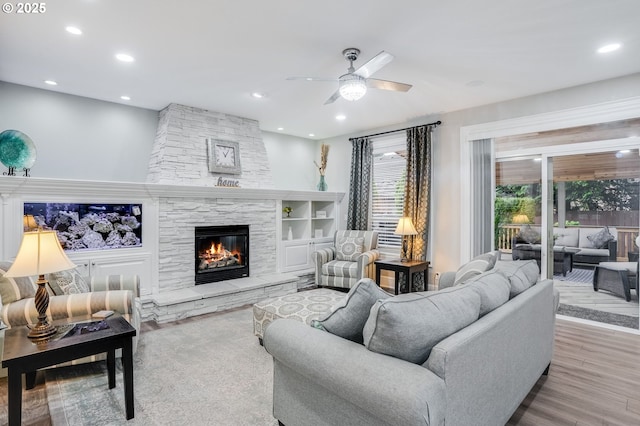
[216, 177, 240, 188]
[206, 139, 242, 175]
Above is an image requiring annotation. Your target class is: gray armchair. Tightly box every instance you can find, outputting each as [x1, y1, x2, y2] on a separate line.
[314, 230, 379, 289]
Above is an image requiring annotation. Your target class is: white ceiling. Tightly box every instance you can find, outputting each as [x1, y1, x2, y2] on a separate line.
[1, 0, 639, 140]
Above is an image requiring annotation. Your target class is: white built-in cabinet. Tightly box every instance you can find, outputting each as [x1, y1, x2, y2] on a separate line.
[278, 199, 338, 273]
[66, 249, 152, 290]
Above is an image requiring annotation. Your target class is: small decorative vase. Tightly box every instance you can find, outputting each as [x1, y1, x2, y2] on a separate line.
[317, 175, 328, 191]
[287, 226, 293, 241]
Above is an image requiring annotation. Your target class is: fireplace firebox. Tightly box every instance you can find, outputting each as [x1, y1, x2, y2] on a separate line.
[195, 225, 249, 284]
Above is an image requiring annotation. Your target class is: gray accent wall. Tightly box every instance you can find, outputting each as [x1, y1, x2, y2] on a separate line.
[0, 81, 158, 182]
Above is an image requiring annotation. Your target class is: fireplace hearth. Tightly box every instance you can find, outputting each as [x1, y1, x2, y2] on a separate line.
[195, 225, 249, 284]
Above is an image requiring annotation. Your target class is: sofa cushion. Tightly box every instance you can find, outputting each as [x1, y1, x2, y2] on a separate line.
[311, 278, 390, 343]
[336, 236, 365, 261]
[321, 260, 361, 278]
[586, 226, 615, 249]
[553, 227, 579, 247]
[462, 270, 511, 316]
[517, 225, 541, 244]
[574, 247, 610, 258]
[453, 251, 499, 285]
[493, 260, 539, 298]
[363, 285, 481, 364]
[0, 261, 36, 304]
[47, 268, 90, 295]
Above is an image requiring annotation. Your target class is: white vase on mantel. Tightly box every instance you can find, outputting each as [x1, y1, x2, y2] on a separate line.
[287, 226, 293, 241]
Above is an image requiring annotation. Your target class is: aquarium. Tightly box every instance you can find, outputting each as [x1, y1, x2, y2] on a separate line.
[24, 203, 143, 251]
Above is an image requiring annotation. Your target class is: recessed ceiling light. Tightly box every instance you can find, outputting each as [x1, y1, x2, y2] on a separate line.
[115, 53, 135, 62]
[309, 133, 315, 137]
[44, 80, 58, 86]
[336, 114, 346, 121]
[120, 95, 131, 101]
[533, 158, 542, 162]
[597, 43, 621, 54]
[251, 92, 264, 99]
[65, 26, 82, 35]
[277, 127, 284, 131]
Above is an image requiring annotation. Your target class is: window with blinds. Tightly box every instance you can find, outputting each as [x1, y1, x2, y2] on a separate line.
[371, 136, 406, 249]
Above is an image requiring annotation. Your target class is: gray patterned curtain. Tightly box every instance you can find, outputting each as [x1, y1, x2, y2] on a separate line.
[401, 125, 434, 291]
[347, 137, 373, 230]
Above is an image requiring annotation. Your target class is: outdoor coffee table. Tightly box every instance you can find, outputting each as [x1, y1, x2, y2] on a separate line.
[1, 315, 136, 426]
[516, 246, 580, 276]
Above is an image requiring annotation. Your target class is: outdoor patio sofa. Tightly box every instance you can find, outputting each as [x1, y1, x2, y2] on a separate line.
[512, 226, 617, 266]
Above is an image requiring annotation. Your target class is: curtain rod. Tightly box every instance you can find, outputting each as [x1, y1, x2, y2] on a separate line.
[349, 120, 442, 141]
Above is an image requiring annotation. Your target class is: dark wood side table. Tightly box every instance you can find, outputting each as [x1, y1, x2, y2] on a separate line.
[375, 259, 430, 295]
[1, 316, 136, 426]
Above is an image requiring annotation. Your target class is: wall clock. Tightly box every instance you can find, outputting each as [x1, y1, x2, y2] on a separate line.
[206, 139, 242, 175]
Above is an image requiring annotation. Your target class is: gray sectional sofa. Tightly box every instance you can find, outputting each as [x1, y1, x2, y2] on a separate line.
[512, 226, 617, 266]
[264, 256, 558, 426]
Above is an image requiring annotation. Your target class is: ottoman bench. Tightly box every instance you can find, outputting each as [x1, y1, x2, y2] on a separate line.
[593, 261, 638, 302]
[253, 288, 346, 344]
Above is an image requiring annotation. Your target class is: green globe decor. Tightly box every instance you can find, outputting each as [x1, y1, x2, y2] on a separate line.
[0, 129, 37, 176]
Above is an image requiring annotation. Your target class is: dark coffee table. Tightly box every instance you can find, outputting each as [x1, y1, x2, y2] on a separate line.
[516, 246, 580, 276]
[1, 315, 136, 426]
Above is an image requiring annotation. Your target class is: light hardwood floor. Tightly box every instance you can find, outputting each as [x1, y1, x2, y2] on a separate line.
[507, 318, 640, 425]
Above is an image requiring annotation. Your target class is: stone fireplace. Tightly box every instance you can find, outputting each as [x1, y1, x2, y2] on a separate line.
[195, 225, 249, 284]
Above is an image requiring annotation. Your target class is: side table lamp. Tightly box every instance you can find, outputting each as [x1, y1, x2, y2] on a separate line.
[4, 229, 76, 340]
[394, 217, 418, 262]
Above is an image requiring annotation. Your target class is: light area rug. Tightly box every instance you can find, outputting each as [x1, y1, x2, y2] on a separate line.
[45, 307, 278, 426]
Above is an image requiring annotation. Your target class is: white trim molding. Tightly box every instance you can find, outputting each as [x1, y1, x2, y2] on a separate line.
[459, 96, 640, 263]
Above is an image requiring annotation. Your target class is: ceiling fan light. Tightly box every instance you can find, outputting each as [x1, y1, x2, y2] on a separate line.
[339, 74, 367, 101]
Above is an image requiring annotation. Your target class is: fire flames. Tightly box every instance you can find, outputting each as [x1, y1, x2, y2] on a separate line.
[198, 241, 241, 271]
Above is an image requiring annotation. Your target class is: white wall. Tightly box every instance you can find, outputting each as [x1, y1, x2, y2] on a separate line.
[262, 131, 317, 191]
[0, 82, 158, 182]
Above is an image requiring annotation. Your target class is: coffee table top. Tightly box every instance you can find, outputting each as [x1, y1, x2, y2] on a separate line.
[1, 316, 135, 366]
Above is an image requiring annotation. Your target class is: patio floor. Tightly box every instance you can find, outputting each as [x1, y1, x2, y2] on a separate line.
[554, 271, 639, 318]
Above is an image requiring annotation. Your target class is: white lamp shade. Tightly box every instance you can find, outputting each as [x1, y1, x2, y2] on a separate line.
[4, 230, 76, 277]
[394, 217, 418, 236]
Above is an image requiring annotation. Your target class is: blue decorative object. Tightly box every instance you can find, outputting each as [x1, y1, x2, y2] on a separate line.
[317, 175, 328, 191]
[0, 129, 37, 171]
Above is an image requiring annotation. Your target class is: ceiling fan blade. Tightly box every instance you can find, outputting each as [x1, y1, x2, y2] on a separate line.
[353, 51, 394, 79]
[287, 76, 337, 82]
[367, 78, 412, 92]
[324, 90, 341, 105]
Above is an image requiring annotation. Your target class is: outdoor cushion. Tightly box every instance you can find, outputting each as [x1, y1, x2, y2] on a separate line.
[0, 261, 36, 304]
[578, 227, 618, 249]
[363, 285, 481, 364]
[517, 225, 541, 243]
[312, 278, 390, 343]
[575, 247, 610, 257]
[462, 270, 511, 316]
[493, 260, 539, 298]
[553, 227, 579, 247]
[587, 226, 615, 249]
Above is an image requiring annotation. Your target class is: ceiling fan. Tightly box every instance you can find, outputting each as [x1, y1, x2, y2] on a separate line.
[287, 48, 412, 105]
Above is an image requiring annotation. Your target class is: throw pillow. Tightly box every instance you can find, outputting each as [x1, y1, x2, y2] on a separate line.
[47, 268, 90, 295]
[453, 251, 499, 285]
[587, 226, 615, 249]
[463, 270, 511, 316]
[0, 261, 37, 304]
[336, 236, 365, 261]
[311, 278, 390, 343]
[362, 285, 481, 364]
[517, 225, 541, 244]
[493, 260, 539, 298]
